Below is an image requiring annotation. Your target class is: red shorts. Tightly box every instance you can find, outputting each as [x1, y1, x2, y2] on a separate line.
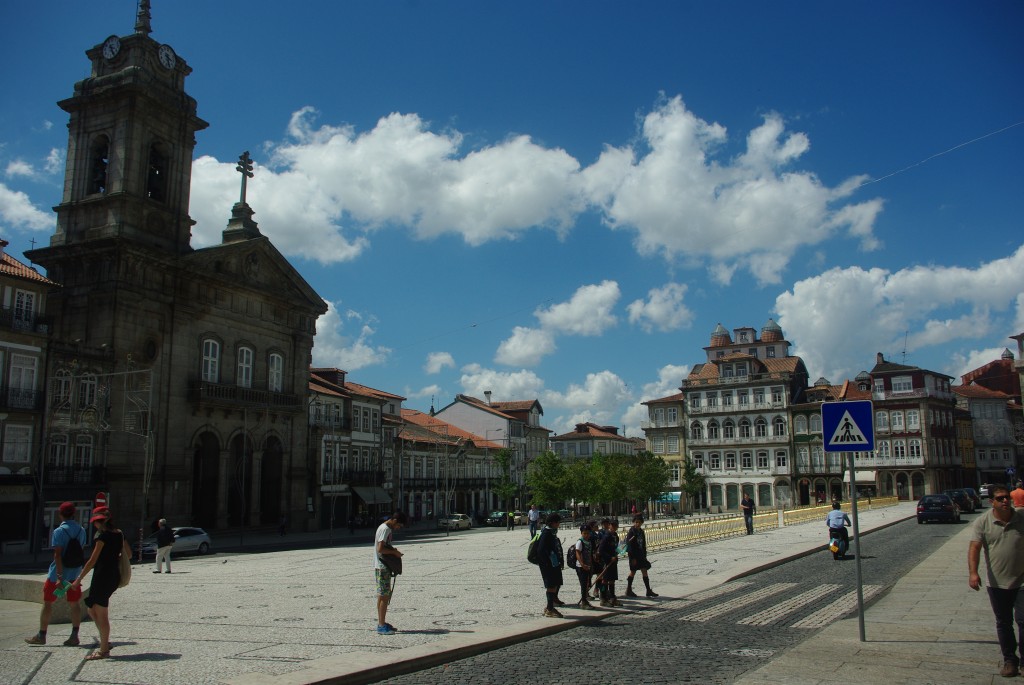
[43, 578, 83, 603]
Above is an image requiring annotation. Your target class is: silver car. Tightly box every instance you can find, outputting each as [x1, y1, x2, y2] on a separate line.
[134, 526, 213, 556]
[440, 513, 472, 530]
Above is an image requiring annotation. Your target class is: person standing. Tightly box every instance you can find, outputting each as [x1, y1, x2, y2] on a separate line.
[741, 493, 756, 534]
[1010, 482, 1024, 508]
[25, 502, 87, 647]
[625, 515, 657, 598]
[507, 510, 516, 531]
[597, 519, 621, 607]
[154, 519, 174, 574]
[71, 510, 128, 661]
[373, 510, 407, 635]
[527, 505, 540, 538]
[968, 485, 1024, 677]
[536, 512, 565, 617]
[573, 524, 594, 609]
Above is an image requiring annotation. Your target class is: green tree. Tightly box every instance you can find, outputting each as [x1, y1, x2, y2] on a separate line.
[628, 451, 672, 505]
[492, 449, 518, 513]
[525, 450, 566, 508]
[679, 456, 706, 514]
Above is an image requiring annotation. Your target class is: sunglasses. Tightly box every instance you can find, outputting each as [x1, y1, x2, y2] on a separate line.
[993, 496, 1010, 502]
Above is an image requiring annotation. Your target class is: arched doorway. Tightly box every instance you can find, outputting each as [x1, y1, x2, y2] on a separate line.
[775, 479, 791, 508]
[228, 433, 252, 526]
[798, 478, 811, 506]
[896, 472, 909, 500]
[912, 472, 926, 499]
[260, 436, 283, 525]
[192, 432, 220, 529]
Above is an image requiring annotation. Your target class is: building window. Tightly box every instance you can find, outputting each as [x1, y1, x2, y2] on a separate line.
[89, 135, 110, 194]
[775, 451, 788, 468]
[725, 453, 737, 469]
[795, 416, 808, 434]
[653, 437, 665, 454]
[53, 370, 72, 407]
[146, 143, 168, 201]
[236, 347, 253, 388]
[876, 411, 888, 431]
[709, 453, 721, 470]
[739, 419, 751, 438]
[48, 436, 69, 469]
[692, 454, 704, 469]
[74, 435, 94, 468]
[891, 411, 904, 431]
[812, 446, 824, 470]
[722, 393, 733, 406]
[907, 410, 920, 431]
[13, 290, 37, 330]
[372, 410, 380, 431]
[909, 439, 921, 458]
[892, 376, 913, 393]
[690, 422, 703, 440]
[667, 435, 679, 453]
[877, 441, 890, 458]
[723, 420, 735, 439]
[707, 421, 720, 439]
[738, 391, 748, 405]
[797, 446, 810, 468]
[810, 414, 822, 433]
[689, 394, 701, 408]
[78, 374, 97, 409]
[757, 451, 770, 469]
[771, 387, 783, 404]
[755, 418, 768, 437]
[754, 390, 765, 405]
[706, 393, 718, 407]
[893, 440, 906, 459]
[671, 462, 681, 482]
[2, 425, 32, 463]
[268, 353, 283, 392]
[9, 354, 38, 408]
[773, 417, 787, 436]
[362, 409, 370, 432]
[202, 339, 220, 382]
[766, 347, 776, 358]
[666, 407, 678, 423]
[741, 452, 753, 469]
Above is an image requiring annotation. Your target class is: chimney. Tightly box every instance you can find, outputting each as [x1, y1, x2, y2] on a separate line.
[876, 352, 885, 364]
[484, 390, 492, 405]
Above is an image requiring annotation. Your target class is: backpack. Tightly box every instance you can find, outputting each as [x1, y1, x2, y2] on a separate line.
[566, 538, 582, 569]
[60, 523, 86, 568]
[527, 532, 541, 564]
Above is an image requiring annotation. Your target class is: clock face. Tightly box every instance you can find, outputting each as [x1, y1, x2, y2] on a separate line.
[158, 44, 176, 70]
[102, 36, 121, 60]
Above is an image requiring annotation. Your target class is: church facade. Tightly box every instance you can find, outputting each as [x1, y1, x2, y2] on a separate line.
[22, 4, 327, 547]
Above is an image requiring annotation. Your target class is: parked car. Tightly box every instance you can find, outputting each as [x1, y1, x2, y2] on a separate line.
[512, 511, 528, 525]
[484, 511, 507, 526]
[438, 513, 472, 530]
[979, 484, 993, 499]
[943, 489, 975, 514]
[917, 494, 961, 524]
[134, 527, 213, 557]
[962, 487, 983, 510]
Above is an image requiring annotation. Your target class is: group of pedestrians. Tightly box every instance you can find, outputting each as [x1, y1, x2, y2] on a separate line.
[534, 512, 658, 618]
[24, 502, 130, 661]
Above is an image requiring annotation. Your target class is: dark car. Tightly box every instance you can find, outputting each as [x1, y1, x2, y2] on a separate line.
[917, 494, 961, 524]
[943, 489, 975, 514]
[484, 511, 508, 526]
[962, 487, 983, 510]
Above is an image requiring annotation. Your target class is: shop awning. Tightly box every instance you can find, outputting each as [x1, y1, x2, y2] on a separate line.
[352, 486, 392, 505]
[843, 470, 877, 483]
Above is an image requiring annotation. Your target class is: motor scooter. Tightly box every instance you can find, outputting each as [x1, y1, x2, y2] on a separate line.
[828, 527, 848, 560]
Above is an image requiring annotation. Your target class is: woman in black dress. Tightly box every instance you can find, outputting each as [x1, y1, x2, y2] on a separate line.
[71, 511, 126, 660]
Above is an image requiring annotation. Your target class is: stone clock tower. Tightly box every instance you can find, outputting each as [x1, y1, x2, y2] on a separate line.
[27, 2, 327, 536]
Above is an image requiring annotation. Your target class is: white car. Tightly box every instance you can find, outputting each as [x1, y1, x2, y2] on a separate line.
[134, 526, 213, 557]
[440, 513, 472, 530]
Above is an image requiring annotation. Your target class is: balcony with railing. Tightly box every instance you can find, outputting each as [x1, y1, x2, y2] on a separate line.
[686, 433, 789, 446]
[0, 387, 46, 411]
[310, 416, 353, 431]
[0, 307, 52, 335]
[188, 378, 303, 412]
[43, 466, 107, 486]
[872, 388, 953, 402]
[682, 371, 791, 388]
[641, 418, 682, 429]
[687, 402, 785, 415]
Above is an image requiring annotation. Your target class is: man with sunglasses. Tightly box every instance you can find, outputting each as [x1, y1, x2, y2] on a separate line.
[969, 485, 1024, 677]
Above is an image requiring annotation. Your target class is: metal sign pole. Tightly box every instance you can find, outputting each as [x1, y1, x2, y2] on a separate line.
[848, 451, 866, 642]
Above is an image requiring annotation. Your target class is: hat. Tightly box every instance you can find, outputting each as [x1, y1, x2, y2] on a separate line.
[93, 505, 110, 515]
[58, 502, 75, 517]
[89, 512, 109, 523]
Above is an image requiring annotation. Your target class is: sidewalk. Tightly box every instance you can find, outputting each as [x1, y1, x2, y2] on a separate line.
[733, 522, 1000, 685]
[0, 503, 916, 685]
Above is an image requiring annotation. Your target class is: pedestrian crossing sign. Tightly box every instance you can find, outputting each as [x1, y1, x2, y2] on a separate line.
[822, 400, 874, 453]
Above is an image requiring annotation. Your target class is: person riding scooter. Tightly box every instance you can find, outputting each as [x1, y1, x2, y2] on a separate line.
[826, 501, 851, 559]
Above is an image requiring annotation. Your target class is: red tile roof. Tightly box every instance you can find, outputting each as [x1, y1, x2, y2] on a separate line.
[952, 384, 1012, 400]
[0, 250, 57, 285]
[400, 408, 503, 448]
[642, 392, 685, 406]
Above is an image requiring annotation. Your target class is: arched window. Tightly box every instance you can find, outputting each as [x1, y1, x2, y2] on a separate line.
[201, 339, 220, 382]
[268, 353, 284, 392]
[794, 416, 807, 434]
[237, 347, 254, 388]
[773, 417, 787, 436]
[707, 421, 720, 439]
[723, 420, 735, 439]
[147, 143, 168, 201]
[755, 418, 768, 437]
[739, 419, 751, 438]
[78, 374, 97, 409]
[89, 135, 110, 194]
[810, 414, 822, 433]
[690, 422, 703, 440]
[74, 435, 94, 468]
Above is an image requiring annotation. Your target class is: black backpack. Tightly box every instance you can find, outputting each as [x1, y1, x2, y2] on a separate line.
[60, 523, 85, 567]
[566, 540, 579, 569]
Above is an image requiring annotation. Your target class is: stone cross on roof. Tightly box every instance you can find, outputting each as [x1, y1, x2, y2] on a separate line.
[135, 0, 152, 35]
[236, 151, 254, 204]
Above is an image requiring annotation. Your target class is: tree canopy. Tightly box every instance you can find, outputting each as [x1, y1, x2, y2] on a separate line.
[526, 450, 670, 513]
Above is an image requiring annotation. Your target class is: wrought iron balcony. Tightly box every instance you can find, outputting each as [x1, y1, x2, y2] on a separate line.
[188, 378, 302, 412]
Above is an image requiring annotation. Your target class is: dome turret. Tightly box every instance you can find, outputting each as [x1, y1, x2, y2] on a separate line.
[1002, 348, 1015, 360]
[814, 376, 830, 387]
[710, 323, 731, 347]
[761, 318, 783, 343]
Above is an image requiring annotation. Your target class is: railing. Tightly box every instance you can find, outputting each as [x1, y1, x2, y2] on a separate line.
[188, 379, 302, 411]
[682, 372, 791, 388]
[0, 307, 52, 334]
[687, 402, 785, 415]
[687, 434, 788, 446]
[310, 416, 353, 431]
[641, 419, 682, 428]
[0, 387, 46, 411]
[321, 469, 386, 486]
[872, 389, 953, 401]
[644, 496, 898, 552]
[43, 466, 107, 486]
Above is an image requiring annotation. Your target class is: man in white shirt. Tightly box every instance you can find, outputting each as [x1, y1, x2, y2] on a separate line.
[373, 511, 407, 635]
[528, 505, 540, 537]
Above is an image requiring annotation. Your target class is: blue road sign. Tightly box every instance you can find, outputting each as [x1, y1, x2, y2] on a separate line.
[822, 400, 875, 453]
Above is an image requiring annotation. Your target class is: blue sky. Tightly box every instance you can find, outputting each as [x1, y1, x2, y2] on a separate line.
[2, 1, 1023, 437]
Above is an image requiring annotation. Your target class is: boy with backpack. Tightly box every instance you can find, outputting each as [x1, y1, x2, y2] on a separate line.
[597, 518, 622, 607]
[25, 502, 87, 646]
[567, 523, 595, 609]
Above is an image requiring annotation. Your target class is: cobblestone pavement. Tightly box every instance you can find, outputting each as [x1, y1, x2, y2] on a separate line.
[0, 504, 915, 684]
[376, 514, 961, 685]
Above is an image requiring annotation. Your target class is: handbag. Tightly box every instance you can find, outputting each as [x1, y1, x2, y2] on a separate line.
[118, 538, 132, 588]
[378, 543, 402, 575]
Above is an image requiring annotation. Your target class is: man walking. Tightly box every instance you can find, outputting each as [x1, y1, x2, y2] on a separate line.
[741, 493, 756, 534]
[1010, 481, 1024, 508]
[527, 505, 540, 537]
[154, 518, 174, 573]
[373, 510, 407, 635]
[969, 485, 1024, 677]
[25, 502, 86, 646]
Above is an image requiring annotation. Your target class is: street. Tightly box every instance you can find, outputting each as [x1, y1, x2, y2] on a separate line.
[377, 515, 970, 684]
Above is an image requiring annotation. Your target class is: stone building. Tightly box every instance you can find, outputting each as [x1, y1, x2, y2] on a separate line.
[24, 5, 326, 544]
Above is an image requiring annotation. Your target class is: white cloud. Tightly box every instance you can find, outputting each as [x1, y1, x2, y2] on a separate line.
[535, 280, 620, 335]
[622, 363, 690, 436]
[494, 327, 556, 367]
[311, 302, 391, 370]
[5, 160, 35, 179]
[776, 244, 1024, 382]
[582, 96, 883, 284]
[405, 384, 442, 400]
[947, 346, 1009, 383]
[44, 149, 63, 175]
[459, 363, 546, 400]
[0, 182, 53, 231]
[627, 282, 693, 332]
[424, 351, 455, 374]
[543, 370, 633, 434]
